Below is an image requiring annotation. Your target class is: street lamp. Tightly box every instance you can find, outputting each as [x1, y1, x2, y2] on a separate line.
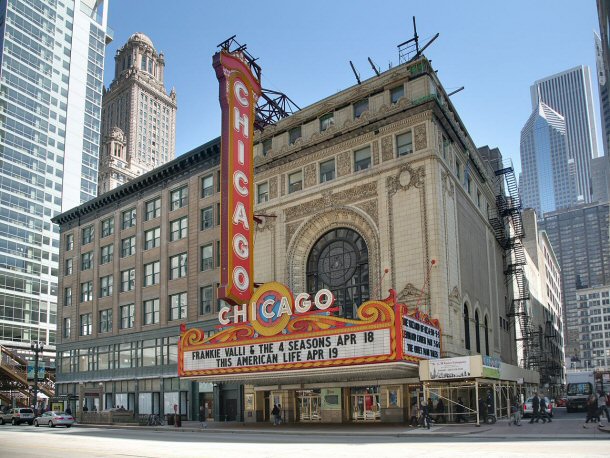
[30, 341, 44, 413]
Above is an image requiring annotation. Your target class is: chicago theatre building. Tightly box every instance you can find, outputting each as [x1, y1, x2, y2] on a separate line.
[53, 55, 530, 423]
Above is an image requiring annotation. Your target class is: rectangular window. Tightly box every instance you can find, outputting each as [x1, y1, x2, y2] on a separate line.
[289, 126, 301, 144]
[144, 261, 160, 286]
[81, 251, 93, 270]
[101, 217, 114, 237]
[170, 186, 188, 210]
[121, 268, 136, 292]
[144, 227, 161, 249]
[100, 244, 114, 264]
[66, 233, 74, 251]
[121, 236, 136, 257]
[65, 258, 73, 275]
[82, 225, 94, 245]
[80, 281, 93, 302]
[99, 309, 112, 333]
[200, 285, 214, 314]
[120, 303, 135, 329]
[170, 253, 188, 279]
[288, 171, 303, 193]
[170, 216, 188, 241]
[456, 160, 462, 180]
[80, 313, 92, 336]
[442, 134, 449, 159]
[320, 159, 335, 183]
[262, 138, 272, 156]
[143, 298, 160, 325]
[64, 287, 72, 306]
[320, 113, 334, 132]
[63, 317, 70, 338]
[200, 244, 214, 271]
[257, 182, 269, 203]
[145, 197, 161, 220]
[390, 85, 404, 104]
[121, 208, 136, 229]
[354, 146, 371, 171]
[99, 275, 113, 298]
[201, 175, 214, 198]
[201, 206, 214, 230]
[396, 131, 413, 156]
[353, 98, 369, 119]
[169, 292, 187, 321]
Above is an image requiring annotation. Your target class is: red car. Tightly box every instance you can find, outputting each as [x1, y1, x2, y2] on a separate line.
[555, 397, 567, 407]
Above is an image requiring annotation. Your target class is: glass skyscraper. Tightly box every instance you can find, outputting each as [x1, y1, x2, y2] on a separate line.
[0, 0, 110, 354]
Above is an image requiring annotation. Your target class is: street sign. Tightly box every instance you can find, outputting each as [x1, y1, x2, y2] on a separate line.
[27, 362, 45, 380]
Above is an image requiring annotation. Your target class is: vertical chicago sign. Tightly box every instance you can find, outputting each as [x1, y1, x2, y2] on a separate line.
[213, 51, 261, 305]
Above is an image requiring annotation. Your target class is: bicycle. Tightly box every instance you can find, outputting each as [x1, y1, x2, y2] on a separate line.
[147, 414, 164, 426]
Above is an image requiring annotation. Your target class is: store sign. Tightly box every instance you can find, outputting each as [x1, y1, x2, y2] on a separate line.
[213, 50, 261, 306]
[482, 355, 501, 379]
[428, 356, 471, 380]
[402, 312, 441, 359]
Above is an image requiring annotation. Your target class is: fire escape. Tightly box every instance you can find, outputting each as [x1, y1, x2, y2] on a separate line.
[488, 160, 541, 371]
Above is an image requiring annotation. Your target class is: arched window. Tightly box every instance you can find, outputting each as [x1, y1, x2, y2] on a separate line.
[475, 311, 481, 353]
[306, 228, 369, 319]
[484, 316, 490, 356]
[463, 304, 471, 350]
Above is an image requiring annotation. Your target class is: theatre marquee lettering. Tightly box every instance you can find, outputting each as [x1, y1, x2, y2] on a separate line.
[402, 314, 441, 359]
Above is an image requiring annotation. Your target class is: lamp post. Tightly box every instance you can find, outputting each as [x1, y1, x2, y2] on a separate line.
[30, 341, 44, 413]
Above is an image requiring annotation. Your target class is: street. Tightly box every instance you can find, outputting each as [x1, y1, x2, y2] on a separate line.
[0, 410, 608, 458]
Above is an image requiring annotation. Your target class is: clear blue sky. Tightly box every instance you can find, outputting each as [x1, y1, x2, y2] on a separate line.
[103, 0, 600, 175]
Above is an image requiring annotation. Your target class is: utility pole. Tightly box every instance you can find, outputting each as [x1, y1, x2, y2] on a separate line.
[30, 341, 44, 413]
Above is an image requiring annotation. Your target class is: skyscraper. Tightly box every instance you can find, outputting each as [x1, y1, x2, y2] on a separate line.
[597, 1, 610, 161]
[520, 101, 576, 216]
[97, 33, 177, 193]
[0, 0, 111, 353]
[530, 66, 599, 204]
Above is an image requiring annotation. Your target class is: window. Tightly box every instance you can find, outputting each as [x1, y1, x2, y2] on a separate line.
[66, 234, 74, 251]
[390, 85, 404, 104]
[257, 183, 269, 204]
[170, 253, 188, 279]
[200, 244, 214, 271]
[484, 316, 490, 356]
[80, 281, 93, 302]
[456, 160, 462, 180]
[353, 98, 369, 118]
[354, 146, 371, 171]
[262, 138, 272, 156]
[99, 275, 113, 298]
[477, 190, 481, 208]
[80, 313, 92, 336]
[441, 134, 449, 159]
[99, 309, 112, 333]
[65, 258, 73, 275]
[396, 131, 413, 156]
[82, 225, 94, 245]
[201, 175, 214, 198]
[201, 206, 214, 230]
[143, 298, 160, 325]
[101, 217, 114, 237]
[320, 113, 334, 132]
[122, 208, 136, 229]
[200, 285, 214, 314]
[100, 244, 114, 264]
[475, 311, 481, 353]
[288, 171, 303, 193]
[120, 303, 135, 329]
[144, 261, 160, 286]
[64, 287, 72, 306]
[121, 268, 135, 292]
[81, 251, 93, 270]
[465, 173, 472, 193]
[144, 227, 161, 249]
[170, 216, 188, 241]
[170, 186, 188, 210]
[464, 304, 471, 350]
[145, 198, 161, 220]
[121, 236, 136, 257]
[169, 292, 187, 320]
[63, 317, 70, 338]
[320, 159, 335, 183]
[289, 126, 301, 144]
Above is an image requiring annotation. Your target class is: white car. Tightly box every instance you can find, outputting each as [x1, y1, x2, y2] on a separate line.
[34, 411, 75, 428]
[523, 397, 553, 418]
[0, 407, 34, 425]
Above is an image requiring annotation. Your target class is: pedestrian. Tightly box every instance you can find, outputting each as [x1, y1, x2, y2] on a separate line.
[65, 406, 72, 415]
[478, 397, 487, 424]
[199, 403, 208, 429]
[584, 393, 598, 428]
[83, 404, 89, 412]
[510, 398, 522, 426]
[539, 396, 551, 423]
[409, 399, 419, 427]
[455, 397, 466, 423]
[597, 392, 608, 427]
[529, 393, 542, 423]
[436, 398, 445, 424]
[420, 399, 430, 429]
[272, 404, 280, 426]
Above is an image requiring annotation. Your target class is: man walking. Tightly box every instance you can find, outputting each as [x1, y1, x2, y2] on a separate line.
[597, 392, 608, 427]
[539, 396, 551, 423]
[529, 393, 543, 423]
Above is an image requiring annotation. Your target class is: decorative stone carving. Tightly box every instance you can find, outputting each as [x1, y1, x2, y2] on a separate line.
[449, 286, 460, 299]
[285, 221, 301, 246]
[269, 176, 278, 200]
[398, 283, 426, 301]
[304, 164, 317, 188]
[355, 199, 378, 225]
[441, 171, 454, 197]
[381, 135, 393, 162]
[414, 123, 427, 151]
[337, 151, 351, 177]
[280, 174, 286, 197]
[372, 140, 380, 166]
[386, 163, 425, 196]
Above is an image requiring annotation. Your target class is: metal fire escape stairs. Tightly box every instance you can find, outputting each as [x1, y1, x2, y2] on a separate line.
[488, 160, 541, 371]
[0, 346, 55, 406]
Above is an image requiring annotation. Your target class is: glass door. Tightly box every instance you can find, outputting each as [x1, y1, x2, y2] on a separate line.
[297, 390, 321, 421]
[351, 387, 380, 421]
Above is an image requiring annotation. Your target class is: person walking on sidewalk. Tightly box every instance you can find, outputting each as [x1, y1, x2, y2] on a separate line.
[539, 396, 551, 423]
[584, 393, 598, 428]
[529, 393, 543, 423]
[455, 397, 466, 423]
[510, 398, 522, 426]
[272, 404, 281, 426]
[597, 392, 608, 427]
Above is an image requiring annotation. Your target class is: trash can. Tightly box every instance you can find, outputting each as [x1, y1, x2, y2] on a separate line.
[167, 414, 174, 426]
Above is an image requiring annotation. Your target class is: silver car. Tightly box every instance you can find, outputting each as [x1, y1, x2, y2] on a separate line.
[34, 411, 75, 428]
[523, 396, 553, 418]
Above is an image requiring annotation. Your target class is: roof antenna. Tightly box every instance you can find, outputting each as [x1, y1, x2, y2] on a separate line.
[367, 57, 380, 76]
[397, 16, 440, 64]
[448, 86, 465, 97]
[349, 61, 361, 84]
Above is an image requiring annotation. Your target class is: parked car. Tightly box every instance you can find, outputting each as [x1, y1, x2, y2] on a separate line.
[0, 407, 35, 425]
[523, 396, 553, 418]
[34, 411, 75, 428]
[555, 397, 567, 407]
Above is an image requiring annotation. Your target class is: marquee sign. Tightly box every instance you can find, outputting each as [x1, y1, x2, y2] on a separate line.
[179, 284, 441, 378]
[213, 50, 261, 305]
